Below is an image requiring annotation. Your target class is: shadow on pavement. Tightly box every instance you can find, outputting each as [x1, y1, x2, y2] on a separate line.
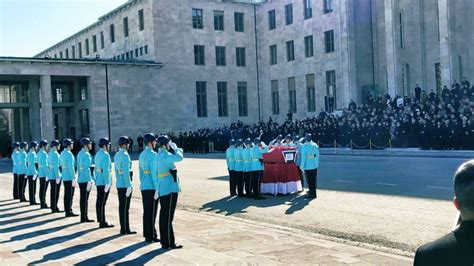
[0, 204, 33, 213]
[0, 201, 23, 208]
[28, 233, 123, 265]
[0, 212, 51, 226]
[0, 216, 64, 234]
[0, 222, 82, 244]
[0, 199, 16, 203]
[75, 241, 150, 265]
[114, 247, 170, 265]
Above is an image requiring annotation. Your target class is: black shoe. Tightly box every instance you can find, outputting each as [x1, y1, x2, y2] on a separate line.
[126, 231, 137, 235]
[81, 219, 95, 223]
[163, 244, 183, 249]
[145, 237, 160, 243]
[305, 195, 316, 199]
[52, 209, 61, 213]
[99, 223, 114, 228]
[41, 205, 49, 209]
[66, 213, 79, 217]
[254, 196, 266, 200]
[30, 202, 39, 206]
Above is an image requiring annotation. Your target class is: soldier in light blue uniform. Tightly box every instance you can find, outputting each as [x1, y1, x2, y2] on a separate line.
[48, 140, 62, 213]
[12, 142, 20, 200]
[299, 134, 320, 199]
[225, 139, 237, 196]
[26, 141, 39, 205]
[77, 137, 95, 223]
[250, 138, 269, 200]
[115, 136, 136, 235]
[17, 142, 28, 202]
[37, 140, 49, 209]
[242, 138, 253, 197]
[139, 133, 159, 243]
[60, 139, 78, 217]
[156, 135, 183, 250]
[95, 138, 114, 228]
[233, 139, 244, 197]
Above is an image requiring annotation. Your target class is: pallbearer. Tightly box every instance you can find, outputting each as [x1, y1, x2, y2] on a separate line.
[37, 140, 49, 209]
[60, 139, 78, 217]
[48, 140, 62, 213]
[26, 141, 39, 205]
[77, 137, 95, 222]
[156, 135, 183, 249]
[299, 134, 320, 199]
[95, 138, 114, 228]
[115, 136, 136, 235]
[250, 138, 269, 200]
[12, 142, 20, 200]
[233, 139, 244, 197]
[242, 138, 253, 197]
[225, 139, 237, 196]
[17, 142, 28, 202]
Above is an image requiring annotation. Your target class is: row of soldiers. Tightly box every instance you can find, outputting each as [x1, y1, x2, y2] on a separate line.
[10, 133, 183, 249]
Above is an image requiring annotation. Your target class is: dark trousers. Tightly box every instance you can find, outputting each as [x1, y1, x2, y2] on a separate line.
[243, 171, 252, 196]
[118, 188, 132, 233]
[251, 170, 263, 198]
[50, 180, 61, 212]
[96, 186, 110, 225]
[79, 182, 91, 221]
[141, 190, 158, 240]
[298, 169, 305, 188]
[13, 173, 19, 199]
[228, 170, 237, 196]
[18, 174, 27, 201]
[305, 169, 318, 198]
[27, 175, 37, 204]
[39, 178, 48, 207]
[159, 193, 178, 247]
[63, 181, 75, 215]
[235, 171, 244, 196]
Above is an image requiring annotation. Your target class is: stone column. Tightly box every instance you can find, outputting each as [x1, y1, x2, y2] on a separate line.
[29, 78, 41, 140]
[384, 0, 397, 96]
[39, 75, 54, 141]
[438, 0, 452, 87]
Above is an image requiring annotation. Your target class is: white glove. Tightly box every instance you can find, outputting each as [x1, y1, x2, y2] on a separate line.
[154, 190, 159, 200]
[169, 142, 178, 150]
[33, 175, 38, 181]
[104, 184, 111, 193]
[72, 179, 78, 187]
[24, 175, 28, 179]
[56, 178, 61, 184]
[87, 181, 92, 191]
[126, 187, 132, 197]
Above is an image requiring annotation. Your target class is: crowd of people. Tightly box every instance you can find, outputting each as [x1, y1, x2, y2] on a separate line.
[171, 79, 474, 152]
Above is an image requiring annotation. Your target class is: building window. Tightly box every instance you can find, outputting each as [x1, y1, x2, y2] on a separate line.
[270, 45, 277, 65]
[236, 47, 246, 67]
[399, 11, 404, 49]
[288, 77, 297, 113]
[138, 9, 145, 31]
[324, 30, 335, 53]
[59, 51, 63, 58]
[72, 45, 76, 59]
[92, 35, 97, 52]
[78, 42, 82, 58]
[217, 81, 228, 117]
[110, 24, 115, 43]
[144, 45, 148, 54]
[80, 80, 87, 101]
[306, 74, 316, 112]
[286, 40, 294, 61]
[234, 12, 244, 32]
[238, 82, 248, 117]
[196, 81, 207, 117]
[194, 45, 205, 65]
[268, 10, 276, 30]
[215, 46, 226, 66]
[65, 48, 69, 59]
[85, 39, 89, 55]
[304, 35, 314, 57]
[214, 10, 224, 31]
[324, 0, 333, 13]
[285, 4, 293, 25]
[304, 0, 312, 19]
[192, 8, 203, 29]
[271, 80, 279, 115]
[123, 17, 129, 37]
[326, 70, 336, 108]
[140, 47, 143, 55]
[135, 48, 139, 57]
[100, 31, 105, 49]
[54, 54, 57, 58]
[79, 109, 90, 136]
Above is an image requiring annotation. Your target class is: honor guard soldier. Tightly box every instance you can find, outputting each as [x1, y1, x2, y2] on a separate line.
[234, 139, 244, 197]
[115, 136, 137, 235]
[299, 134, 320, 199]
[242, 138, 253, 197]
[48, 140, 62, 213]
[139, 133, 160, 243]
[26, 141, 39, 205]
[225, 139, 237, 196]
[95, 138, 114, 228]
[37, 140, 49, 209]
[60, 139, 78, 217]
[12, 142, 20, 200]
[156, 135, 183, 250]
[77, 138, 95, 223]
[250, 138, 269, 200]
[295, 137, 305, 188]
[17, 142, 28, 202]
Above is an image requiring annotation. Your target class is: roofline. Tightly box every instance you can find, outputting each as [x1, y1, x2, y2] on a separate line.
[0, 56, 163, 67]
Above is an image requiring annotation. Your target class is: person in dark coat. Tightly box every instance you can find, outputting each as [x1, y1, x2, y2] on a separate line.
[414, 84, 422, 102]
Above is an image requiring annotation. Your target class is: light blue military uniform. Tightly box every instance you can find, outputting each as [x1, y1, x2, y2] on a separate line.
[77, 148, 94, 183]
[114, 148, 132, 189]
[139, 147, 158, 191]
[12, 150, 18, 174]
[17, 150, 27, 175]
[26, 149, 38, 176]
[295, 143, 303, 167]
[299, 141, 320, 170]
[156, 148, 183, 196]
[37, 149, 49, 178]
[60, 149, 76, 181]
[94, 149, 112, 186]
[242, 147, 252, 172]
[47, 150, 61, 181]
[225, 146, 236, 171]
[250, 145, 269, 171]
[234, 147, 244, 172]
